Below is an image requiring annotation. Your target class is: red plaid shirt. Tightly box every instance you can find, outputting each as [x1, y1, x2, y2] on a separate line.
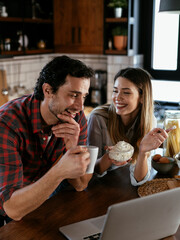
[0, 94, 87, 215]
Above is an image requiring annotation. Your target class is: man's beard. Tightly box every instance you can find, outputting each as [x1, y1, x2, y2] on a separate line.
[49, 105, 67, 123]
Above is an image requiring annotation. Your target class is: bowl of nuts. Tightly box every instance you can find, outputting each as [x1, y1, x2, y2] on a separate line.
[152, 154, 175, 174]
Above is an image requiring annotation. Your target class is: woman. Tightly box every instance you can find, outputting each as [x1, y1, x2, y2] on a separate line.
[87, 67, 169, 186]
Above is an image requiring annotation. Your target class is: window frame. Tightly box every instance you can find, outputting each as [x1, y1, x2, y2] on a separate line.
[142, 0, 180, 80]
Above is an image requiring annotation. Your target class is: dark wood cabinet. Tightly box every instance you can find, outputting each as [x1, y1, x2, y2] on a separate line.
[54, 0, 140, 56]
[53, 0, 104, 54]
[0, 0, 140, 57]
[0, 0, 54, 57]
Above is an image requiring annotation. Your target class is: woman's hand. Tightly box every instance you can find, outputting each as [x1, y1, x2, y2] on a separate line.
[95, 145, 131, 174]
[111, 158, 131, 166]
[105, 146, 130, 166]
[139, 128, 169, 154]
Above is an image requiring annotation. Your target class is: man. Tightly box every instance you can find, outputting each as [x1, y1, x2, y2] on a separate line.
[0, 55, 94, 224]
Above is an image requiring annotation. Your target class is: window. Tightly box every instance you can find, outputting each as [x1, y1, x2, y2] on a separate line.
[142, 0, 180, 80]
[152, 0, 179, 71]
[151, 79, 180, 103]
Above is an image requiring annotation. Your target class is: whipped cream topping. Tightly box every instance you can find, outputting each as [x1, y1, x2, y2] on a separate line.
[109, 141, 134, 162]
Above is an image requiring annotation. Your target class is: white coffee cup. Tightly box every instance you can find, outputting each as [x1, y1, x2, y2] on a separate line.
[80, 145, 99, 174]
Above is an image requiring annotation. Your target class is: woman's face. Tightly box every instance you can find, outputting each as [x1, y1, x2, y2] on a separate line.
[112, 77, 142, 120]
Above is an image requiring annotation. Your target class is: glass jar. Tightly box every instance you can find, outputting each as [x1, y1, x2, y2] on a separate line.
[37, 40, 46, 49]
[4, 38, 11, 51]
[163, 110, 180, 157]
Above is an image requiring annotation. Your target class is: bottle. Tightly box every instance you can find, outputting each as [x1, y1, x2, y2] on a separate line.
[108, 39, 112, 50]
[37, 40, 46, 49]
[1, 6, 8, 17]
[4, 38, 11, 51]
[163, 110, 180, 157]
[17, 31, 29, 50]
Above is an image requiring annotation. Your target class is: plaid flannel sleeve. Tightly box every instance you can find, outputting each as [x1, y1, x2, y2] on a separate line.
[0, 122, 23, 216]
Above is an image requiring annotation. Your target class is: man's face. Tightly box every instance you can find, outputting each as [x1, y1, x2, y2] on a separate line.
[47, 74, 90, 124]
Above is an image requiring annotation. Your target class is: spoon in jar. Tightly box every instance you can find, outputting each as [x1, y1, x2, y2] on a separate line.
[166, 125, 177, 133]
[156, 125, 176, 134]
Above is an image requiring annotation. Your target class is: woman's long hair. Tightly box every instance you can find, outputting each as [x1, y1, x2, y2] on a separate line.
[91, 67, 154, 163]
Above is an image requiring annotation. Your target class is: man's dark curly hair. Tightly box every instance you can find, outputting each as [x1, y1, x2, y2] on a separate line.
[34, 55, 94, 100]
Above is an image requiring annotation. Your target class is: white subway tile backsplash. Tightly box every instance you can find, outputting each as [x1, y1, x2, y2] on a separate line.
[0, 53, 143, 102]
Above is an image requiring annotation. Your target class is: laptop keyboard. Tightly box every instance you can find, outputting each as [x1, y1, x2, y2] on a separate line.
[83, 232, 101, 240]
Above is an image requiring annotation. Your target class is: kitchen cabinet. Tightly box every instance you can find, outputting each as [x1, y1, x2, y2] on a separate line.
[54, 0, 104, 54]
[0, 0, 54, 57]
[54, 0, 139, 56]
[0, 0, 140, 57]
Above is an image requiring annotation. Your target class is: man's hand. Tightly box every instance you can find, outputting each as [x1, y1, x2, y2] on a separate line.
[56, 146, 90, 179]
[51, 113, 80, 149]
[3, 146, 90, 221]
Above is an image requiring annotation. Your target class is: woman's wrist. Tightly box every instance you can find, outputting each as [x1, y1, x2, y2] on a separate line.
[95, 153, 112, 174]
[138, 147, 149, 159]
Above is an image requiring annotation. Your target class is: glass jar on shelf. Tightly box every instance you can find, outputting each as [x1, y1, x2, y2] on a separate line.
[37, 40, 46, 49]
[4, 38, 11, 51]
[163, 110, 180, 157]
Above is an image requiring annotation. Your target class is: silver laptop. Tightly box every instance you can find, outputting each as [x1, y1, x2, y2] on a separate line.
[59, 187, 180, 240]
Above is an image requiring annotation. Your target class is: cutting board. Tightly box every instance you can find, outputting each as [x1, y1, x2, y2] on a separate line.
[167, 179, 180, 189]
[0, 70, 8, 106]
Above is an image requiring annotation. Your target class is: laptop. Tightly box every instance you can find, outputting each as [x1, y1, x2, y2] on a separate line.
[59, 187, 180, 240]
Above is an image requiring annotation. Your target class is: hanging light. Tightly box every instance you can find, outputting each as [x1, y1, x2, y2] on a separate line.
[159, 0, 180, 14]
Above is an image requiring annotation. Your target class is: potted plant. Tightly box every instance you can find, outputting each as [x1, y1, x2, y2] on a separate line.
[107, 0, 128, 18]
[112, 25, 128, 50]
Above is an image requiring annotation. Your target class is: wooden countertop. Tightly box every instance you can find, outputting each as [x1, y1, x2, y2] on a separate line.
[0, 165, 180, 240]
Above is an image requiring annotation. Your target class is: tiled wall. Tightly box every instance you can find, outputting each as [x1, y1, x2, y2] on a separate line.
[0, 53, 143, 103]
[0, 54, 53, 101]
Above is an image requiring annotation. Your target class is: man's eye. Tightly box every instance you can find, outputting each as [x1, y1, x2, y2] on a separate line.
[124, 92, 131, 94]
[71, 94, 78, 98]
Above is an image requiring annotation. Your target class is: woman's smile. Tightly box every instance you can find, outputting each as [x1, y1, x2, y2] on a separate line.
[115, 101, 127, 109]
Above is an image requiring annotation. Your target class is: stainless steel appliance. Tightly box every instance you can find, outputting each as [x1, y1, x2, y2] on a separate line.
[90, 70, 107, 107]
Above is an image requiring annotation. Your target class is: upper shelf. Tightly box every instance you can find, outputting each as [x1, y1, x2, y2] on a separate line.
[1, 49, 54, 56]
[0, 17, 22, 22]
[24, 18, 53, 24]
[0, 17, 53, 23]
[105, 17, 128, 23]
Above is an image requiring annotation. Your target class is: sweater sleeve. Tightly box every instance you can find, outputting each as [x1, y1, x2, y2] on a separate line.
[87, 113, 104, 158]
